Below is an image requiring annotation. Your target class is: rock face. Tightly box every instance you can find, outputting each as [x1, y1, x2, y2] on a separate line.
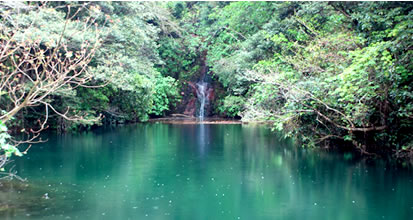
[204, 86, 214, 116]
[182, 81, 214, 117]
[183, 97, 197, 116]
[182, 81, 198, 117]
[175, 50, 216, 118]
[207, 87, 214, 104]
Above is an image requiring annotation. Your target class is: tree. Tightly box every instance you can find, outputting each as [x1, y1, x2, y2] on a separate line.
[0, 2, 104, 172]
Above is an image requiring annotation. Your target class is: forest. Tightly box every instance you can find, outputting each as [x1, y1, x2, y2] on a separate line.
[1, 1, 412, 169]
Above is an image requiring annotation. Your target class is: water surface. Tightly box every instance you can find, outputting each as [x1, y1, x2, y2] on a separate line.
[2, 123, 413, 219]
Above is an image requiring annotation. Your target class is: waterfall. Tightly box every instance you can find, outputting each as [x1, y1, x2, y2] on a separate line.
[196, 81, 208, 120]
[195, 50, 210, 121]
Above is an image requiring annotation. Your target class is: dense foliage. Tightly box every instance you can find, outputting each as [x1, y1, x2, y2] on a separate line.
[1, 2, 182, 125]
[0, 1, 412, 168]
[169, 2, 413, 158]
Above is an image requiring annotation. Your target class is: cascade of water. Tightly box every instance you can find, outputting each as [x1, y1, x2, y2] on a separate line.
[196, 81, 208, 120]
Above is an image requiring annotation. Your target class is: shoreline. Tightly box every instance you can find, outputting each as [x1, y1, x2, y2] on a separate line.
[147, 117, 242, 124]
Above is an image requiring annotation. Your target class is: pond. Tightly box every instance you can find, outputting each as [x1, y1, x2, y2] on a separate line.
[2, 123, 413, 219]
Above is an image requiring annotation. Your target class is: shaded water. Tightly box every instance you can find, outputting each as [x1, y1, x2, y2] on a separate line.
[2, 123, 413, 219]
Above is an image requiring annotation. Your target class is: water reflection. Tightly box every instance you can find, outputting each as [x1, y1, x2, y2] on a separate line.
[198, 124, 207, 157]
[2, 124, 412, 219]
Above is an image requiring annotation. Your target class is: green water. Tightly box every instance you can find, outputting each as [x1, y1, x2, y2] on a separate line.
[2, 123, 413, 219]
